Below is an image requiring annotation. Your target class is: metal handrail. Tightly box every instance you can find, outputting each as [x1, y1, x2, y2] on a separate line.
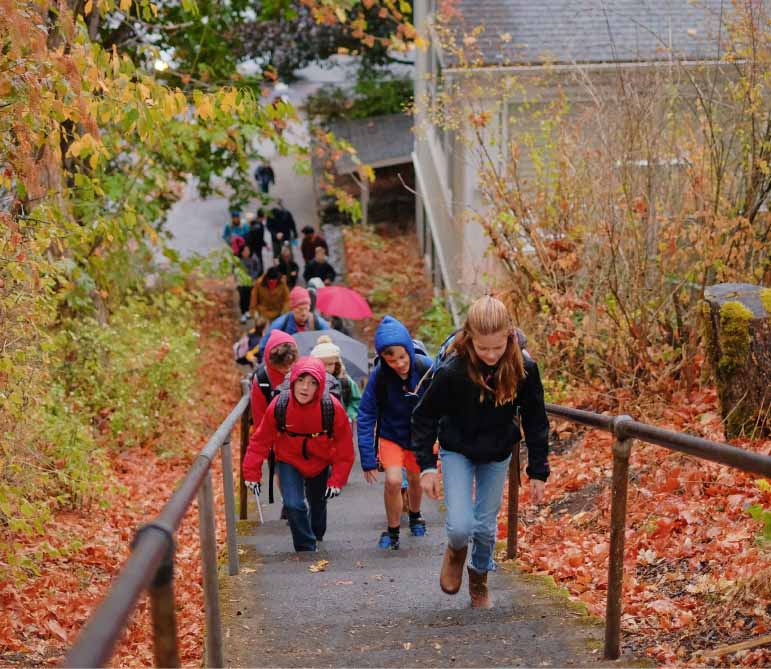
[505, 402, 771, 661]
[63, 392, 251, 668]
[61, 379, 771, 667]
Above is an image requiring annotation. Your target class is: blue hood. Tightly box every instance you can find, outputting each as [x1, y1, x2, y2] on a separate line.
[374, 315, 415, 363]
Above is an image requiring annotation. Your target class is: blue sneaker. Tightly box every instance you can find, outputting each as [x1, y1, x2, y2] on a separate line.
[378, 531, 399, 550]
[409, 517, 427, 537]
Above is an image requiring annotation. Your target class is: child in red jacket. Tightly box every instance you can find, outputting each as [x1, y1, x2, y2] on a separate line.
[243, 357, 354, 552]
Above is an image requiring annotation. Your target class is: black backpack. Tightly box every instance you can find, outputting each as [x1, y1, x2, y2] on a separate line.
[252, 363, 280, 409]
[265, 372, 341, 503]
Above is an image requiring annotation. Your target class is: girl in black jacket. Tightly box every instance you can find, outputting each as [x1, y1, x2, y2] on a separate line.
[412, 296, 549, 608]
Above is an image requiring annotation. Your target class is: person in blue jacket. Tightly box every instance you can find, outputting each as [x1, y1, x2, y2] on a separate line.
[223, 210, 249, 245]
[257, 286, 330, 360]
[357, 316, 433, 550]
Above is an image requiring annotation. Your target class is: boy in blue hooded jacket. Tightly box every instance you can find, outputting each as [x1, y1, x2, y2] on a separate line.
[358, 316, 433, 549]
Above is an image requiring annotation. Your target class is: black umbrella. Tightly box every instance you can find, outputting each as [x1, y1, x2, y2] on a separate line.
[291, 329, 369, 382]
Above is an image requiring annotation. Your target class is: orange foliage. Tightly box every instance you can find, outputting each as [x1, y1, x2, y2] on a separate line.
[342, 225, 435, 347]
[500, 385, 771, 665]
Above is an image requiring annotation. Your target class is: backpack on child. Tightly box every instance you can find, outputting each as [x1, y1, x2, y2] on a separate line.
[233, 329, 263, 365]
[263, 372, 342, 503]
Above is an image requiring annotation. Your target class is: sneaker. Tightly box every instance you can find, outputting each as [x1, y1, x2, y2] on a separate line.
[409, 517, 427, 537]
[378, 531, 399, 550]
[240, 313, 249, 323]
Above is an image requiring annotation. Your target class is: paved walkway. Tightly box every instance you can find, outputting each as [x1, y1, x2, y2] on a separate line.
[221, 456, 616, 668]
[162, 73, 632, 669]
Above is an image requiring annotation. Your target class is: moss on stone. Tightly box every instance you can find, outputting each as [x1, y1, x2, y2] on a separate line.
[717, 301, 753, 378]
[761, 288, 771, 316]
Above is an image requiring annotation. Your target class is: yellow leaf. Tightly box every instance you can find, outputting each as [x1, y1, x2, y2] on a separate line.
[414, 35, 428, 52]
[89, 153, 99, 169]
[84, 0, 93, 13]
[68, 139, 83, 158]
[308, 559, 329, 573]
[119, 0, 131, 11]
[196, 96, 214, 120]
[161, 93, 177, 119]
[144, 224, 158, 244]
[335, 7, 347, 23]
[219, 88, 237, 113]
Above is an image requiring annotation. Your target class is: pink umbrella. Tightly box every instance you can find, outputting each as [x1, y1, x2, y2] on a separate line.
[315, 286, 373, 320]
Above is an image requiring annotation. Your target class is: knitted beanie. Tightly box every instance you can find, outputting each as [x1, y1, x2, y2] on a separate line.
[310, 340, 341, 361]
[289, 286, 311, 309]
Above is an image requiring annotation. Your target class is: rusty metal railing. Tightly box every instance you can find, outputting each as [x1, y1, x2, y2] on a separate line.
[505, 403, 771, 661]
[63, 384, 251, 668]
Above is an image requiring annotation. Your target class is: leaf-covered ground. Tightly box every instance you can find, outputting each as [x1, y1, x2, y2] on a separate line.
[501, 387, 771, 666]
[342, 224, 435, 348]
[0, 279, 242, 667]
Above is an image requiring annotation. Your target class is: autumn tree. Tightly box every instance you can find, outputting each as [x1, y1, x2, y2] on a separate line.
[0, 0, 412, 579]
[417, 0, 771, 411]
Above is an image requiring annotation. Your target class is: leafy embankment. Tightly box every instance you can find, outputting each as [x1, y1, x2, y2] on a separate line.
[0, 280, 241, 667]
[342, 224, 454, 351]
[501, 388, 771, 667]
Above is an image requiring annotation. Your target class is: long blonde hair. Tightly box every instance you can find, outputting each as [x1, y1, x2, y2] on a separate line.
[450, 295, 525, 406]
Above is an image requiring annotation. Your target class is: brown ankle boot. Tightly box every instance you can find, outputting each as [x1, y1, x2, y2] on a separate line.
[439, 545, 468, 594]
[467, 566, 492, 608]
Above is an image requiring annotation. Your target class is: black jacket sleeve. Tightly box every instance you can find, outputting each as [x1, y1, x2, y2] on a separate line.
[519, 359, 550, 481]
[285, 211, 297, 239]
[411, 364, 453, 471]
[303, 261, 314, 283]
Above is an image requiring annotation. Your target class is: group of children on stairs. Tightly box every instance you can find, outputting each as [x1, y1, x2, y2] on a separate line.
[240, 295, 550, 609]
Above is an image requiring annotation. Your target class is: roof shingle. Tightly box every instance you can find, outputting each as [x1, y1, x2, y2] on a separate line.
[447, 0, 737, 66]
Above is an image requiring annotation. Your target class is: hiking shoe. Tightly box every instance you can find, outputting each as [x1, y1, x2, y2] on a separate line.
[409, 517, 427, 537]
[240, 313, 249, 323]
[378, 531, 399, 550]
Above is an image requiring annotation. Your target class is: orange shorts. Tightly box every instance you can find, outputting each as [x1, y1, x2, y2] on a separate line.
[378, 438, 420, 474]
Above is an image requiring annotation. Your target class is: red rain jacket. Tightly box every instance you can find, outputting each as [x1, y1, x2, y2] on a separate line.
[249, 329, 295, 430]
[243, 357, 354, 488]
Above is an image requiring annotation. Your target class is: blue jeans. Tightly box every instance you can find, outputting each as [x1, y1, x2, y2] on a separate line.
[440, 448, 511, 574]
[277, 462, 329, 552]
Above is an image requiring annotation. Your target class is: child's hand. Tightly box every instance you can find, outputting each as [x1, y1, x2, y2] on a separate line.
[529, 479, 545, 504]
[420, 472, 441, 500]
[363, 469, 378, 484]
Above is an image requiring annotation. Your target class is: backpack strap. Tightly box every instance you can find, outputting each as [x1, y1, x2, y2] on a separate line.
[320, 394, 335, 437]
[254, 364, 273, 406]
[275, 390, 290, 432]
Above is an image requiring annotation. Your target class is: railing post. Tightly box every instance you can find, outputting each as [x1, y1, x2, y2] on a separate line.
[220, 438, 239, 576]
[149, 551, 181, 669]
[506, 445, 520, 560]
[604, 415, 633, 661]
[198, 470, 224, 668]
[128, 523, 181, 669]
[239, 378, 251, 520]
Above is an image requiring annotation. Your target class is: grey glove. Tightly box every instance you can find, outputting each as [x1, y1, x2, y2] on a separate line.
[324, 486, 341, 499]
[246, 481, 261, 496]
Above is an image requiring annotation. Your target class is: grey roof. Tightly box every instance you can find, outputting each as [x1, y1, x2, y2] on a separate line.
[448, 0, 735, 67]
[327, 114, 413, 175]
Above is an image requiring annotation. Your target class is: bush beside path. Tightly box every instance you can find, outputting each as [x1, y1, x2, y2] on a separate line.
[0, 280, 242, 667]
